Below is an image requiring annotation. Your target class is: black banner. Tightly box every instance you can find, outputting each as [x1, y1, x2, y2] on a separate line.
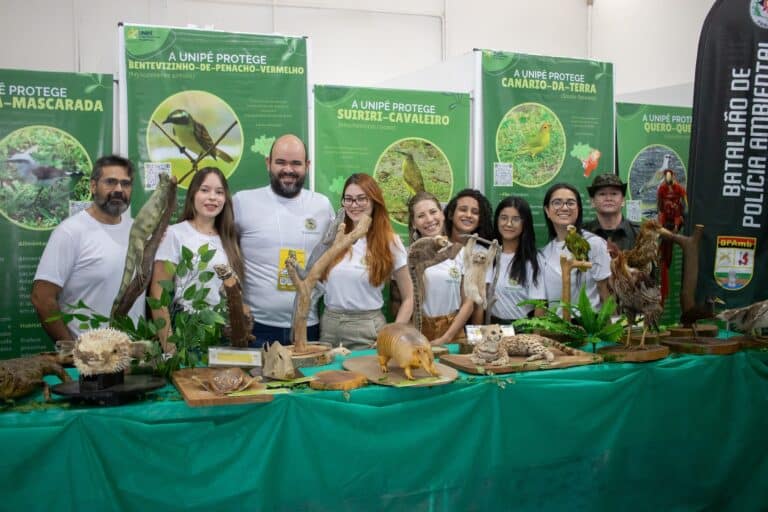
[688, 0, 768, 306]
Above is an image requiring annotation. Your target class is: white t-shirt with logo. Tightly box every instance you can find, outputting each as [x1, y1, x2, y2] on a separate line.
[233, 187, 334, 327]
[155, 220, 229, 310]
[486, 251, 546, 320]
[324, 236, 407, 311]
[540, 231, 611, 312]
[422, 250, 464, 317]
[34, 210, 144, 337]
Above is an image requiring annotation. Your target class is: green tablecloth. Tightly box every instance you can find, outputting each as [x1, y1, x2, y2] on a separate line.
[2, 348, 767, 511]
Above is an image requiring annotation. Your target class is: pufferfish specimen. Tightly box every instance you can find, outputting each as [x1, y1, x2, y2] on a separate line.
[162, 109, 234, 162]
[514, 122, 551, 158]
[396, 150, 425, 195]
[565, 224, 591, 271]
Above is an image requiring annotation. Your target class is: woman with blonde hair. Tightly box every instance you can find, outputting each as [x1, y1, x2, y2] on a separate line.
[320, 173, 413, 349]
[149, 167, 244, 352]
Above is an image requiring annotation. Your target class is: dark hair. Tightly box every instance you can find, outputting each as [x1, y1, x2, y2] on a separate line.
[91, 155, 134, 182]
[494, 196, 540, 286]
[181, 167, 244, 282]
[407, 191, 443, 244]
[542, 182, 584, 240]
[443, 188, 494, 242]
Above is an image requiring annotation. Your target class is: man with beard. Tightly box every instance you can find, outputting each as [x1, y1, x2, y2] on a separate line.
[233, 134, 334, 346]
[31, 155, 144, 341]
[584, 173, 639, 251]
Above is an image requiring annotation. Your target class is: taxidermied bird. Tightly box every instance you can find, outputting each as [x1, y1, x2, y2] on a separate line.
[162, 109, 234, 163]
[639, 153, 672, 195]
[625, 219, 663, 275]
[395, 150, 425, 195]
[514, 122, 551, 158]
[5, 147, 83, 187]
[717, 299, 768, 336]
[565, 224, 590, 271]
[609, 250, 662, 349]
[680, 296, 724, 338]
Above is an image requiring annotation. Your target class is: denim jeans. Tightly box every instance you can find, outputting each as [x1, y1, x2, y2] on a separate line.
[249, 322, 320, 348]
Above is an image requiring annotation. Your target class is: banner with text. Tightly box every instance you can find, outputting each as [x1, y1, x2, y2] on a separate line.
[617, 102, 693, 324]
[482, 51, 614, 243]
[122, 24, 308, 210]
[0, 69, 112, 357]
[687, 0, 768, 307]
[314, 85, 471, 241]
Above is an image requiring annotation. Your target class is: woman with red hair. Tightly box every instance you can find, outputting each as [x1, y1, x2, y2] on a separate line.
[320, 173, 414, 349]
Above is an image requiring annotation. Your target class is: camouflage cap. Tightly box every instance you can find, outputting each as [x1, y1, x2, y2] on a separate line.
[587, 173, 627, 197]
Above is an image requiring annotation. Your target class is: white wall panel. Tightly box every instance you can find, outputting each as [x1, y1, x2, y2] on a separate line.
[0, 0, 76, 71]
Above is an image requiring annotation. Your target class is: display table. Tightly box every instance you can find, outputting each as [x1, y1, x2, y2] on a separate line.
[1, 347, 767, 511]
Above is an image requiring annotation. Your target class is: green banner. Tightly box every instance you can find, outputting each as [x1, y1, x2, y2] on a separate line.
[0, 69, 112, 357]
[122, 24, 308, 208]
[616, 102, 692, 324]
[482, 51, 614, 242]
[313, 85, 471, 240]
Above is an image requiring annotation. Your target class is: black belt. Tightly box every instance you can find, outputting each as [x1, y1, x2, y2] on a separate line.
[490, 315, 520, 324]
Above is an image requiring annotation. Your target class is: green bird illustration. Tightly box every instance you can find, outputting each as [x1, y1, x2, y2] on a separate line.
[162, 109, 234, 163]
[396, 150, 425, 195]
[565, 224, 590, 272]
[514, 122, 551, 158]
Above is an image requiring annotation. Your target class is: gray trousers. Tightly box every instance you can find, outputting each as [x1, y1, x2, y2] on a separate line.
[320, 308, 386, 350]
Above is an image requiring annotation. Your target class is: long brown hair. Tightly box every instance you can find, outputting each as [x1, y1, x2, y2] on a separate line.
[182, 167, 244, 282]
[323, 173, 396, 287]
[407, 191, 443, 244]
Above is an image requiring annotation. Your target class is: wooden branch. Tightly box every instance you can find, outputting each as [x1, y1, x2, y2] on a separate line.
[286, 215, 372, 353]
[112, 178, 178, 318]
[217, 270, 254, 347]
[559, 254, 593, 323]
[659, 224, 703, 314]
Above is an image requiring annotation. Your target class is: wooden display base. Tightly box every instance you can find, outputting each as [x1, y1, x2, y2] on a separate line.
[51, 374, 165, 406]
[343, 355, 458, 387]
[623, 328, 671, 346]
[727, 335, 768, 350]
[660, 337, 740, 355]
[431, 346, 449, 358]
[668, 324, 719, 338]
[456, 342, 473, 354]
[172, 367, 274, 407]
[439, 347, 601, 375]
[309, 370, 368, 391]
[597, 344, 669, 363]
[289, 342, 333, 369]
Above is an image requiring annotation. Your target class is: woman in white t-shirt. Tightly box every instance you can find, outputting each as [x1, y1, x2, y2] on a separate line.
[540, 183, 611, 314]
[320, 173, 414, 349]
[406, 191, 473, 345]
[149, 167, 244, 352]
[486, 196, 546, 323]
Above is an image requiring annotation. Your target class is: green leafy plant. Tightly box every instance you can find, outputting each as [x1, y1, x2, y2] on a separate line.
[52, 244, 227, 377]
[513, 287, 625, 352]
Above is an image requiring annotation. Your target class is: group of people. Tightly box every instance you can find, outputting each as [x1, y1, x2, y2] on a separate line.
[30, 133, 640, 351]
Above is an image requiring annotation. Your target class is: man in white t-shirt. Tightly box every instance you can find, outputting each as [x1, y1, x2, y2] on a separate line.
[31, 155, 144, 341]
[233, 134, 334, 347]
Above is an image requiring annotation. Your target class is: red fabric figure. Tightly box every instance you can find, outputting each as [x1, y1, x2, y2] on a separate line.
[657, 169, 688, 302]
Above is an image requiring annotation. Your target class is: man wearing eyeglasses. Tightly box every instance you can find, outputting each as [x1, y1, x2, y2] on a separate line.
[584, 173, 639, 251]
[233, 134, 334, 347]
[31, 155, 144, 341]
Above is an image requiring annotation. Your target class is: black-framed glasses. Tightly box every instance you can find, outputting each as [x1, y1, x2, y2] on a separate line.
[550, 199, 577, 209]
[342, 195, 369, 206]
[100, 178, 133, 188]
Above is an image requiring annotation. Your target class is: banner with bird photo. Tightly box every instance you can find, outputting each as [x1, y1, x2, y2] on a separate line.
[481, 51, 614, 243]
[616, 102, 693, 325]
[313, 85, 471, 242]
[0, 68, 113, 358]
[121, 24, 308, 210]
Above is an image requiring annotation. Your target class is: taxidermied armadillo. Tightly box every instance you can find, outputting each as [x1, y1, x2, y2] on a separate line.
[376, 323, 440, 380]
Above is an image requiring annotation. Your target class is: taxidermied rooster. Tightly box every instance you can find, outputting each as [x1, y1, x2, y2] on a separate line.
[609, 250, 663, 348]
[625, 219, 663, 275]
[716, 299, 768, 336]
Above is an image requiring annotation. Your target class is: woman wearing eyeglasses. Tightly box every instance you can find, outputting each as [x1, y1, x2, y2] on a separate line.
[541, 183, 611, 313]
[149, 167, 244, 353]
[486, 196, 546, 323]
[320, 173, 414, 349]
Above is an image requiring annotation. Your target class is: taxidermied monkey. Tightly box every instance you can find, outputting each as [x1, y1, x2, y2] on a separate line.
[407, 235, 463, 331]
[463, 235, 499, 310]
